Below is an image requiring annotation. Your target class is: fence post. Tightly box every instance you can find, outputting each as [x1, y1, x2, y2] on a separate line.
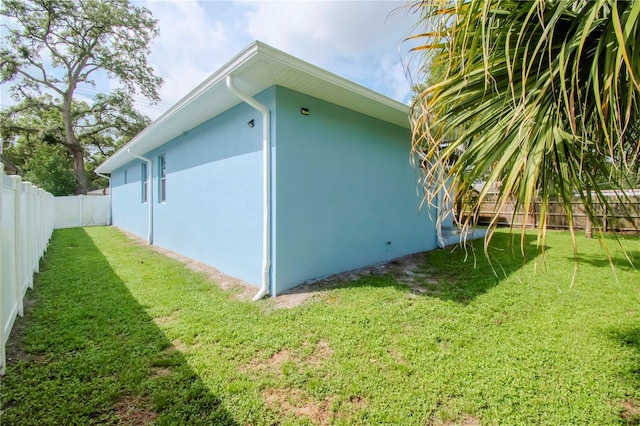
[0, 173, 57, 376]
[38, 189, 45, 257]
[9, 176, 23, 317]
[33, 187, 40, 273]
[24, 183, 36, 277]
[79, 194, 84, 227]
[0, 163, 5, 375]
[48, 193, 54, 244]
[35, 189, 40, 260]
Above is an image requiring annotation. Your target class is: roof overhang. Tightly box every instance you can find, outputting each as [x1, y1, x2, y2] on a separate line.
[97, 41, 411, 173]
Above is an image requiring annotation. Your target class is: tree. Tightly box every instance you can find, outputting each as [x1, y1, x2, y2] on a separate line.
[22, 143, 76, 196]
[0, 0, 162, 194]
[2, 96, 149, 193]
[410, 0, 640, 250]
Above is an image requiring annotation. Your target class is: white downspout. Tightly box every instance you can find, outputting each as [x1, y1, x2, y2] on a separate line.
[436, 188, 446, 248]
[95, 172, 112, 225]
[226, 75, 271, 301]
[128, 149, 153, 245]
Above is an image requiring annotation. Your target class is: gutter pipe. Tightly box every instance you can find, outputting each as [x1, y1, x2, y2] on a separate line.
[436, 188, 446, 248]
[225, 75, 271, 301]
[127, 149, 153, 245]
[95, 172, 112, 225]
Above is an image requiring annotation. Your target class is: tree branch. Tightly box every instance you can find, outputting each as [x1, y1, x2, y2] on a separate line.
[15, 68, 64, 95]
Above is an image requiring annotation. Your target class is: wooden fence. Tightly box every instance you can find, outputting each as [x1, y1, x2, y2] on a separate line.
[465, 191, 640, 232]
[0, 164, 54, 375]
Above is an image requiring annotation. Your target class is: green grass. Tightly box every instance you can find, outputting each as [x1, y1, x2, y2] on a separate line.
[1, 227, 639, 425]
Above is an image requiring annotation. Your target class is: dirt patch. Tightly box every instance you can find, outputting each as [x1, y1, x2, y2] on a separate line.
[245, 340, 333, 373]
[431, 414, 481, 426]
[446, 417, 480, 426]
[171, 339, 187, 352]
[113, 394, 157, 425]
[271, 252, 435, 309]
[305, 340, 333, 366]
[4, 290, 38, 365]
[620, 398, 640, 423]
[244, 348, 292, 372]
[332, 395, 369, 423]
[262, 387, 333, 425]
[151, 367, 173, 378]
[348, 395, 367, 409]
[153, 310, 179, 325]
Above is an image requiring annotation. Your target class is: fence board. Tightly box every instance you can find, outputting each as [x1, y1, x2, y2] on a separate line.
[0, 166, 53, 375]
[53, 195, 109, 229]
[466, 192, 640, 232]
[2, 174, 18, 346]
[1, 178, 109, 374]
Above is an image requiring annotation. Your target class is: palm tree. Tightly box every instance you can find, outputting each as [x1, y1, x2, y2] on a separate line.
[410, 0, 640, 253]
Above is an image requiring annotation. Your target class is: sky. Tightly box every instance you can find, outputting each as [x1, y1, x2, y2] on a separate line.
[1, 1, 427, 121]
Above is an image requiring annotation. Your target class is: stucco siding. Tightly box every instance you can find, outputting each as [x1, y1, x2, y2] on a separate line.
[111, 88, 276, 286]
[111, 163, 152, 239]
[273, 86, 436, 294]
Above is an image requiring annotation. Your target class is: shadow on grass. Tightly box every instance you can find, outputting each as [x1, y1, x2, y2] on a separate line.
[1, 228, 237, 426]
[564, 251, 639, 272]
[410, 231, 544, 304]
[290, 231, 544, 306]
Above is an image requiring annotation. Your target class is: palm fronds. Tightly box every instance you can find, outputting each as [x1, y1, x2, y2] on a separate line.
[411, 0, 640, 254]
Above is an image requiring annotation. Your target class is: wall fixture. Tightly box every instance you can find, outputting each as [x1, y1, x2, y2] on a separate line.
[247, 119, 255, 128]
[301, 107, 310, 116]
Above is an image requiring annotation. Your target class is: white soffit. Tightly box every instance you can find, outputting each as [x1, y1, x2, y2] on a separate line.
[97, 41, 410, 173]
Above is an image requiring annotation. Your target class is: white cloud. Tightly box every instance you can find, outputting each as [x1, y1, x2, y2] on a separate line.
[141, 1, 241, 115]
[237, 1, 418, 101]
[240, 1, 410, 63]
[146, 1, 228, 71]
[133, 1, 421, 119]
[374, 53, 413, 103]
[2, 1, 424, 124]
[1, 1, 423, 117]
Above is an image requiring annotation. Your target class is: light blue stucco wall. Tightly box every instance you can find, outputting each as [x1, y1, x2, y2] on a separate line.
[110, 84, 436, 295]
[110, 88, 276, 286]
[272, 86, 437, 294]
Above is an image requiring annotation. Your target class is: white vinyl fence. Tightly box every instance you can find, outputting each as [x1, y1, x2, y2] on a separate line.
[54, 195, 110, 229]
[0, 164, 54, 375]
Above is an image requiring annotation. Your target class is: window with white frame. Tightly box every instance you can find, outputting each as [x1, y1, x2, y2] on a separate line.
[158, 154, 166, 203]
[141, 163, 148, 203]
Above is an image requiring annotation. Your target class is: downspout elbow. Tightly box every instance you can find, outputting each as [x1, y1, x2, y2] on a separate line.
[253, 264, 271, 302]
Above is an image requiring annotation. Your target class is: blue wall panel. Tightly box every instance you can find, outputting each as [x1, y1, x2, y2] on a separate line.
[111, 162, 152, 239]
[110, 84, 436, 295]
[272, 86, 436, 294]
[111, 88, 276, 286]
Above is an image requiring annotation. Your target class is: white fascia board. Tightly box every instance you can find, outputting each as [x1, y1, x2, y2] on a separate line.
[257, 42, 409, 114]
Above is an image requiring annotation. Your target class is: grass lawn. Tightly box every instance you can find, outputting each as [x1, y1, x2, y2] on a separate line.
[1, 227, 639, 425]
